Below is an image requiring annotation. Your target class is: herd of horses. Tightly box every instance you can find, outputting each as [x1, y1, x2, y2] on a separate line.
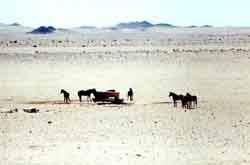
[61, 88, 127, 104]
[169, 92, 198, 109]
[61, 89, 198, 109]
[77, 89, 97, 102]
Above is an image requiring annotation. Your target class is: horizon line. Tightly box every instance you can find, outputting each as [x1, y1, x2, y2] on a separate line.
[2, 20, 250, 29]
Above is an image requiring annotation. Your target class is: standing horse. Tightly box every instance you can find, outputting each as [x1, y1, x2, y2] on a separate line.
[186, 93, 198, 108]
[169, 92, 184, 107]
[78, 89, 95, 102]
[181, 95, 190, 109]
[60, 89, 71, 104]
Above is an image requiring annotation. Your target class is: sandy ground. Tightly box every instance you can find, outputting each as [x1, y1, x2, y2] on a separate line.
[1, 27, 250, 164]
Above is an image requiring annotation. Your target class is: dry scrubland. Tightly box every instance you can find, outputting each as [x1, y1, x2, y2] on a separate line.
[0, 27, 250, 164]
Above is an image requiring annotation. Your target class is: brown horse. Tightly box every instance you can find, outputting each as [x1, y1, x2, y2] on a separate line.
[186, 93, 197, 108]
[181, 93, 198, 109]
[169, 92, 184, 107]
[78, 89, 95, 102]
[181, 95, 190, 109]
[60, 89, 71, 104]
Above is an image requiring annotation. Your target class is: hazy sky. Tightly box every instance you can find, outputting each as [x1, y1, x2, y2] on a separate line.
[0, 0, 250, 28]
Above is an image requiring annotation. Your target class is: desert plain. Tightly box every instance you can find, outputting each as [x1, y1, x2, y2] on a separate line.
[0, 26, 250, 164]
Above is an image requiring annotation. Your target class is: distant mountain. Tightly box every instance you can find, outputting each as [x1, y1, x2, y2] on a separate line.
[186, 25, 213, 28]
[29, 26, 56, 34]
[186, 25, 198, 28]
[201, 25, 213, 28]
[9, 22, 21, 26]
[57, 28, 71, 31]
[47, 26, 56, 31]
[79, 25, 97, 29]
[116, 21, 154, 29]
[113, 21, 180, 29]
[154, 23, 176, 28]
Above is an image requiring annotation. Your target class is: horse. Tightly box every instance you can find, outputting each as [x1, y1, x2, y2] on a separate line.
[169, 92, 184, 107]
[90, 89, 105, 102]
[78, 89, 95, 102]
[186, 93, 197, 109]
[60, 89, 71, 104]
[180, 95, 190, 109]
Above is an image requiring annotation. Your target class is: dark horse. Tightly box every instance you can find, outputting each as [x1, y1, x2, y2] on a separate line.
[90, 89, 106, 102]
[180, 95, 190, 109]
[169, 92, 184, 107]
[60, 89, 71, 104]
[181, 93, 198, 109]
[185, 93, 197, 109]
[78, 89, 95, 102]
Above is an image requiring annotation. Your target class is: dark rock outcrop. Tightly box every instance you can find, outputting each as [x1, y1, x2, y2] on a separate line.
[29, 26, 56, 34]
[23, 108, 39, 113]
[116, 21, 154, 29]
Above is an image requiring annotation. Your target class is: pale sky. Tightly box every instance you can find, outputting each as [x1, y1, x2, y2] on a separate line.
[0, 0, 250, 28]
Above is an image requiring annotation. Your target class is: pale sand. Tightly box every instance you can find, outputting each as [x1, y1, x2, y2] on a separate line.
[0, 27, 250, 164]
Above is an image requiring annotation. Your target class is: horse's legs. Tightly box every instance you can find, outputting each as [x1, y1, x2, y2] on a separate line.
[87, 96, 91, 102]
[188, 101, 191, 109]
[89, 96, 93, 102]
[181, 100, 184, 108]
[182, 99, 187, 109]
[79, 95, 82, 102]
[183, 101, 186, 109]
[67, 97, 71, 104]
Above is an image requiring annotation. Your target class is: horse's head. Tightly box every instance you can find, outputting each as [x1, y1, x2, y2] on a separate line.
[186, 93, 191, 96]
[169, 92, 173, 97]
[60, 89, 64, 94]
